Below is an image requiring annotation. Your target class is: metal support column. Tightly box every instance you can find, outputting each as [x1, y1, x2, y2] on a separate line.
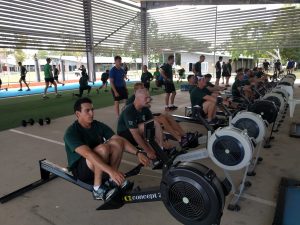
[34, 54, 40, 82]
[60, 59, 65, 81]
[141, 2, 148, 67]
[213, 6, 218, 77]
[83, 0, 96, 82]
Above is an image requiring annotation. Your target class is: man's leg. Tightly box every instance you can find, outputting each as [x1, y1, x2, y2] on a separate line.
[226, 76, 230, 86]
[19, 78, 22, 90]
[87, 86, 91, 95]
[53, 81, 58, 94]
[155, 115, 182, 142]
[106, 137, 124, 170]
[165, 93, 170, 107]
[215, 78, 220, 86]
[88, 144, 110, 187]
[44, 81, 49, 95]
[203, 101, 216, 121]
[170, 91, 176, 105]
[114, 101, 120, 117]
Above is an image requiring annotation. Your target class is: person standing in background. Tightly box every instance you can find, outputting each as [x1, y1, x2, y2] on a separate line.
[110, 56, 128, 117]
[140, 65, 153, 90]
[18, 62, 30, 91]
[215, 56, 223, 86]
[53, 65, 65, 86]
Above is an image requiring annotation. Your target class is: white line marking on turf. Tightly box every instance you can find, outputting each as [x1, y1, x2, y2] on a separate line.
[235, 193, 276, 207]
[9, 129, 161, 174]
[10, 129, 65, 146]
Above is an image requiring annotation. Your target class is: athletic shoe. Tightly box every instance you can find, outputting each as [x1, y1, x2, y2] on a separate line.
[62, 84, 65, 86]
[26, 88, 31, 91]
[165, 107, 170, 111]
[56, 94, 62, 97]
[18, 89, 23, 91]
[42, 96, 49, 99]
[93, 185, 117, 201]
[169, 105, 178, 110]
[106, 179, 133, 191]
[49, 86, 52, 88]
[208, 118, 219, 125]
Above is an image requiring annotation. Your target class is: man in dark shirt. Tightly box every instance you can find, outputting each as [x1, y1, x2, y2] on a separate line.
[64, 98, 149, 200]
[97, 69, 110, 93]
[263, 59, 270, 73]
[190, 78, 218, 124]
[215, 56, 223, 86]
[74, 65, 91, 98]
[225, 59, 232, 87]
[110, 56, 128, 117]
[160, 55, 177, 111]
[274, 59, 281, 74]
[193, 55, 205, 82]
[18, 62, 30, 91]
[231, 68, 253, 100]
[118, 88, 165, 159]
[53, 65, 65, 86]
[141, 65, 153, 89]
[187, 75, 196, 94]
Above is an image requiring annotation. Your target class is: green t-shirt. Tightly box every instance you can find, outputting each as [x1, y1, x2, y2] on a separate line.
[206, 81, 215, 87]
[126, 94, 135, 106]
[194, 62, 202, 76]
[232, 79, 250, 97]
[190, 87, 211, 107]
[101, 72, 109, 80]
[44, 64, 52, 79]
[141, 71, 153, 84]
[64, 120, 115, 170]
[160, 63, 173, 81]
[117, 103, 153, 134]
[188, 84, 196, 94]
[153, 71, 160, 80]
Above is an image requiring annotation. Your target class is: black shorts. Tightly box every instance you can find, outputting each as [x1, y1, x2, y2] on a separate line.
[112, 86, 128, 101]
[45, 77, 55, 83]
[101, 79, 108, 84]
[54, 76, 59, 81]
[216, 72, 221, 79]
[71, 157, 94, 185]
[118, 129, 137, 146]
[20, 76, 26, 81]
[164, 81, 176, 93]
[222, 72, 230, 77]
[143, 82, 150, 89]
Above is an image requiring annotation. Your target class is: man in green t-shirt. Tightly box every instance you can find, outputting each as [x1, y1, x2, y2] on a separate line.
[232, 68, 253, 100]
[160, 55, 177, 111]
[140, 65, 153, 89]
[192, 54, 205, 82]
[190, 78, 219, 124]
[96, 69, 110, 93]
[187, 75, 196, 94]
[43, 58, 61, 99]
[118, 88, 177, 159]
[204, 74, 225, 95]
[64, 98, 149, 201]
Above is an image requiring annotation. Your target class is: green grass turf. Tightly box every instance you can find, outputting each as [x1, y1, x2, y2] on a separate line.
[0, 82, 183, 131]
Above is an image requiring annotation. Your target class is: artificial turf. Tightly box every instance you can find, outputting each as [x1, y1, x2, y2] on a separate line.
[0, 82, 183, 131]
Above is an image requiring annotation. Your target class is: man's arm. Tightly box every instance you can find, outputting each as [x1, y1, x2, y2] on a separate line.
[114, 135, 150, 166]
[192, 64, 196, 75]
[129, 128, 156, 159]
[159, 68, 168, 80]
[109, 77, 118, 96]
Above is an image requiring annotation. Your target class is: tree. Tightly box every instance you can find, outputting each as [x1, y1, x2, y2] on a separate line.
[14, 49, 26, 64]
[226, 6, 300, 63]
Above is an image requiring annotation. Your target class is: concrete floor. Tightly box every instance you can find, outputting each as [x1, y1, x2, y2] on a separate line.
[1, 81, 300, 225]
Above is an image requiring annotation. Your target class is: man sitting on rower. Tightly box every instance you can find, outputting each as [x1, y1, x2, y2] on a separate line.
[126, 83, 195, 148]
[64, 98, 149, 201]
[190, 77, 230, 124]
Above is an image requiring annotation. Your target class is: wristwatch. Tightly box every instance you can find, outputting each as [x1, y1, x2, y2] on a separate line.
[136, 149, 144, 156]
